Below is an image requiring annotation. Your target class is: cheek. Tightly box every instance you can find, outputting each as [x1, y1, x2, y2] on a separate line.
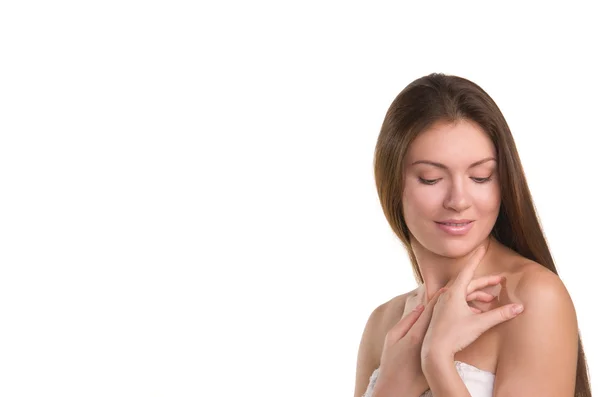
[472, 182, 501, 214]
[402, 183, 443, 222]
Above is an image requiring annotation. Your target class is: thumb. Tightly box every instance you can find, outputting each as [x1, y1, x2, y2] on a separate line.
[472, 303, 524, 334]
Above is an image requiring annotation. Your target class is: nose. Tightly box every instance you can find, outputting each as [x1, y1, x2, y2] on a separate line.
[443, 178, 471, 213]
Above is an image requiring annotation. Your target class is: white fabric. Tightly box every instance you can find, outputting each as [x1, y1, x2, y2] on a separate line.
[363, 361, 495, 397]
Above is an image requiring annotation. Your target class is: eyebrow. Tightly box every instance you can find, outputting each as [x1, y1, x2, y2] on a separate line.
[411, 157, 497, 170]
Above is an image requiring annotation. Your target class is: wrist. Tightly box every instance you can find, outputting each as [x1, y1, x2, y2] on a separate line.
[371, 382, 410, 397]
[421, 346, 455, 377]
[371, 373, 426, 397]
[372, 384, 423, 397]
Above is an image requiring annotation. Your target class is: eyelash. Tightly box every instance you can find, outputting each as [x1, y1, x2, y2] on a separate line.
[418, 177, 493, 185]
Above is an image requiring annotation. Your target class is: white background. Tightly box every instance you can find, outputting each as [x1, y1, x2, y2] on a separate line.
[1, 1, 597, 396]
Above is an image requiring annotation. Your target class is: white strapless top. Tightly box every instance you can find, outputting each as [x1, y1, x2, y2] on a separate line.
[363, 361, 495, 397]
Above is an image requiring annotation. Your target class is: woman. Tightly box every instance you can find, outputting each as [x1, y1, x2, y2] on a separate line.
[354, 74, 591, 397]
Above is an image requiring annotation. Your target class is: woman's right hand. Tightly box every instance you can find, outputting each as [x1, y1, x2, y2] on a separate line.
[371, 288, 446, 397]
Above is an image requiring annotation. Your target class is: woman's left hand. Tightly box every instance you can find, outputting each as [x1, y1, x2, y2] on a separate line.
[420, 246, 525, 366]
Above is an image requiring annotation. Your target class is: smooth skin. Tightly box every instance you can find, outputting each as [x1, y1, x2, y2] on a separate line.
[354, 241, 578, 397]
[354, 261, 512, 397]
[354, 120, 578, 397]
[371, 287, 448, 397]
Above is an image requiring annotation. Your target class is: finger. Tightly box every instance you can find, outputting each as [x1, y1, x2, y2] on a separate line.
[472, 303, 524, 334]
[386, 304, 425, 343]
[466, 291, 496, 303]
[470, 306, 483, 314]
[406, 287, 447, 339]
[455, 245, 487, 292]
[467, 275, 504, 294]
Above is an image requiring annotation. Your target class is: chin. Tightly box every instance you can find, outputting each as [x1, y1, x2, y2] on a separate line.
[429, 238, 484, 259]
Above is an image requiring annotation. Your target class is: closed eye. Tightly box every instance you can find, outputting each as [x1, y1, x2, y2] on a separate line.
[418, 177, 440, 185]
[418, 176, 493, 185]
[471, 176, 492, 183]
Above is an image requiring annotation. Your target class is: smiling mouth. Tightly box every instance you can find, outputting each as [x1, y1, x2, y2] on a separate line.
[435, 221, 473, 226]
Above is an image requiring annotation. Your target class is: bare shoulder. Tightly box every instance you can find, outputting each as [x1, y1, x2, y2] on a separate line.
[378, 289, 420, 332]
[353, 289, 417, 397]
[360, 289, 418, 364]
[498, 259, 578, 348]
[508, 260, 575, 315]
[493, 262, 579, 395]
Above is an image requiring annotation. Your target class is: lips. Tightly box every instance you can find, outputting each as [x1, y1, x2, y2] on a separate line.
[435, 220, 474, 236]
[436, 219, 473, 225]
[436, 221, 472, 226]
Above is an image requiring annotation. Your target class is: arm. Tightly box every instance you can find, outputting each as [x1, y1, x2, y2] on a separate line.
[422, 359, 472, 396]
[419, 247, 526, 397]
[421, 267, 578, 397]
[354, 303, 386, 397]
[354, 291, 439, 397]
[492, 269, 578, 396]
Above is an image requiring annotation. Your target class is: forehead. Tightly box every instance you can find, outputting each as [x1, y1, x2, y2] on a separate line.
[405, 120, 496, 165]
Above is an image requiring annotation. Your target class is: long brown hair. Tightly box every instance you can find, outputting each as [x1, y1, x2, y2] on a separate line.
[373, 73, 591, 397]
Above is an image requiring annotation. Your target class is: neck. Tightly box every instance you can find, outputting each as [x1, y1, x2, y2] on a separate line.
[412, 236, 496, 302]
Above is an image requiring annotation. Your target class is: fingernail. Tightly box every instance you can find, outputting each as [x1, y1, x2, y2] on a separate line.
[413, 304, 424, 312]
[512, 304, 524, 315]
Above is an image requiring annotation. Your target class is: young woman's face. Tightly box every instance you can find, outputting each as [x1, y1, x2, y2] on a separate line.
[402, 119, 501, 258]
